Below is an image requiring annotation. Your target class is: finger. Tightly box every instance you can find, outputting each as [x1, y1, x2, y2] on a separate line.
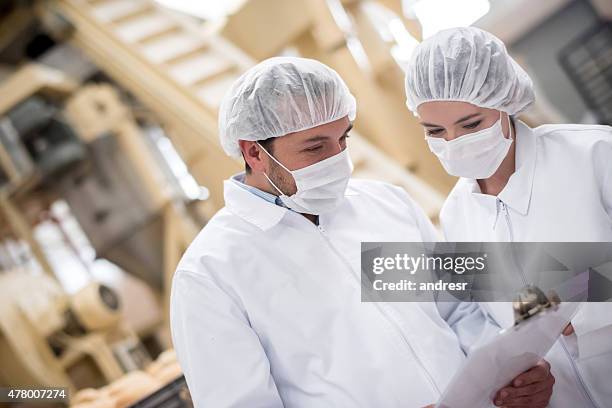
[512, 360, 550, 387]
[495, 380, 554, 406]
[500, 389, 553, 407]
[500, 404, 548, 408]
[496, 374, 554, 400]
[563, 323, 575, 336]
[495, 404, 547, 408]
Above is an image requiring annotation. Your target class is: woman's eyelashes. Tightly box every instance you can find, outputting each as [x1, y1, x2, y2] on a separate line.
[463, 120, 482, 129]
[425, 119, 483, 137]
[426, 128, 444, 136]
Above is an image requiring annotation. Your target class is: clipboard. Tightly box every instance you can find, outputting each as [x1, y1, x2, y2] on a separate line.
[436, 295, 581, 408]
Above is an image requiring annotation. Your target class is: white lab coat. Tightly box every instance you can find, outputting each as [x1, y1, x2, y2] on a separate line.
[440, 120, 612, 408]
[170, 177, 478, 407]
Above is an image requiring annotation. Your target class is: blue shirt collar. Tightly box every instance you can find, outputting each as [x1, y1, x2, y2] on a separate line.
[229, 172, 320, 225]
[230, 172, 288, 208]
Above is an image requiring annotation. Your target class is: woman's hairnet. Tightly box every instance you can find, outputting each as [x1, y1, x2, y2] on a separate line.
[404, 27, 535, 115]
[218, 57, 357, 158]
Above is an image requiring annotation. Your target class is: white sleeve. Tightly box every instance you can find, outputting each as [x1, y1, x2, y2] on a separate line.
[414, 204, 443, 243]
[439, 205, 453, 242]
[385, 184, 503, 354]
[576, 131, 612, 336]
[170, 269, 284, 408]
[572, 303, 612, 339]
[593, 127, 612, 221]
[435, 301, 500, 355]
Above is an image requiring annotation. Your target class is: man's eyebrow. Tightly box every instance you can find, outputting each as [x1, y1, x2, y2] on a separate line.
[421, 113, 481, 128]
[302, 135, 329, 144]
[302, 123, 354, 144]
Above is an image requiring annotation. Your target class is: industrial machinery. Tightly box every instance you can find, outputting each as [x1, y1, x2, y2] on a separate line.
[0, 33, 200, 406]
[0, 271, 148, 394]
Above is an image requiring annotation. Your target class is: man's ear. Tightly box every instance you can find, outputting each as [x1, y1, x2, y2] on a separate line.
[239, 140, 265, 173]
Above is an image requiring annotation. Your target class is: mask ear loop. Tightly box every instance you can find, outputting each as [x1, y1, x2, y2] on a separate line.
[263, 173, 286, 197]
[507, 113, 514, 140]
[257, 142, 291, 173]
[500, 111, 513, 141]
[256, 142, 289, 196]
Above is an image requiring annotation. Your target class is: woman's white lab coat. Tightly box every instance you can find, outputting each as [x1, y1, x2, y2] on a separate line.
[171, 178, 476, 407]
[440, 120, 612, 408]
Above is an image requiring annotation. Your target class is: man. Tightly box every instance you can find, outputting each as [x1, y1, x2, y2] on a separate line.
[170, 57, 553, 407]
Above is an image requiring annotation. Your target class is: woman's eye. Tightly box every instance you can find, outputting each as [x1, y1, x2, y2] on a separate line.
[463, 120, 482, 129]
[304, 145, 323, 152]
[426, 128, 444, 136]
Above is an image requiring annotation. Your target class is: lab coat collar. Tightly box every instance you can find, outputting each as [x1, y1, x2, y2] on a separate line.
[224, 177, 289, 231]
[464, 120, 537, 216]
[497, 120, 537, 215]
[223, 173, 359, 231]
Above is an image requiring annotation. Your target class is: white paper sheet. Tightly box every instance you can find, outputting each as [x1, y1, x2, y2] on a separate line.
[436, 302, 581, 408]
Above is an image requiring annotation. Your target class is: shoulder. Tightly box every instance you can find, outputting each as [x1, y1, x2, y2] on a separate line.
[534, 123, 611, 136]
[347, 177, 421, 211]
[534, 123, 612, 147]
[174, 207, 254, 277]
[348, 177, 417, 201]
[533, 123, 612, 168]
[441, 178, 473, 207]
[439, 178, 472, 223]
[347, 177, 402, 194]
[347, 177, 439, 240]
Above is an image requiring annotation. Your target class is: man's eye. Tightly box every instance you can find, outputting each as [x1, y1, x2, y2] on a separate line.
[463, 120, 482, 129]
[304, 145, 323, 152]
[426, 128, 444, 136]
[341, 133, 351, 141]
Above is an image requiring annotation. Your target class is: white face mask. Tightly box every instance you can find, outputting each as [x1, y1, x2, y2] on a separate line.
[257, 143, 354, 215]
[425, 112, 513, 179]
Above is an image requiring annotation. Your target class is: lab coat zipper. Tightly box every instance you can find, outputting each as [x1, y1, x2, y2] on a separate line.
[497, 200, 599, 408]
[559, 339, 600, 408]
[500, 201, 514, 243]
[497, 199, 528, 285]
[314, 221, 442, 398]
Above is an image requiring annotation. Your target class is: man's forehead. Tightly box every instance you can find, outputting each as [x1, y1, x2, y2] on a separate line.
[284, 119, 352, 144]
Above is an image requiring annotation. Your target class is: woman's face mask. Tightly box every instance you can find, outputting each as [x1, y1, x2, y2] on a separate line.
[425, 111, 513, 179]
[257, 143, 354, 215]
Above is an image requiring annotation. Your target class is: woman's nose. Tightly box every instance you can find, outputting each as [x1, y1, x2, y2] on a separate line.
[444, 131, 459, 142]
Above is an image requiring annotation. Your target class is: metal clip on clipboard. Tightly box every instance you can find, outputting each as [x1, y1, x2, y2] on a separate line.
[512, 285, 561, 326]
[436, 285, 579, 408]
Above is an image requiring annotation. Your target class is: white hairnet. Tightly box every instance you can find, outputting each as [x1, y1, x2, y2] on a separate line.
[218, 57, 357, 158]
[405, 27, 535, 115]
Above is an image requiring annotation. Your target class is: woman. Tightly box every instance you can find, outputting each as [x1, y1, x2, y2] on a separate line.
[404, 27, 612, 408]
